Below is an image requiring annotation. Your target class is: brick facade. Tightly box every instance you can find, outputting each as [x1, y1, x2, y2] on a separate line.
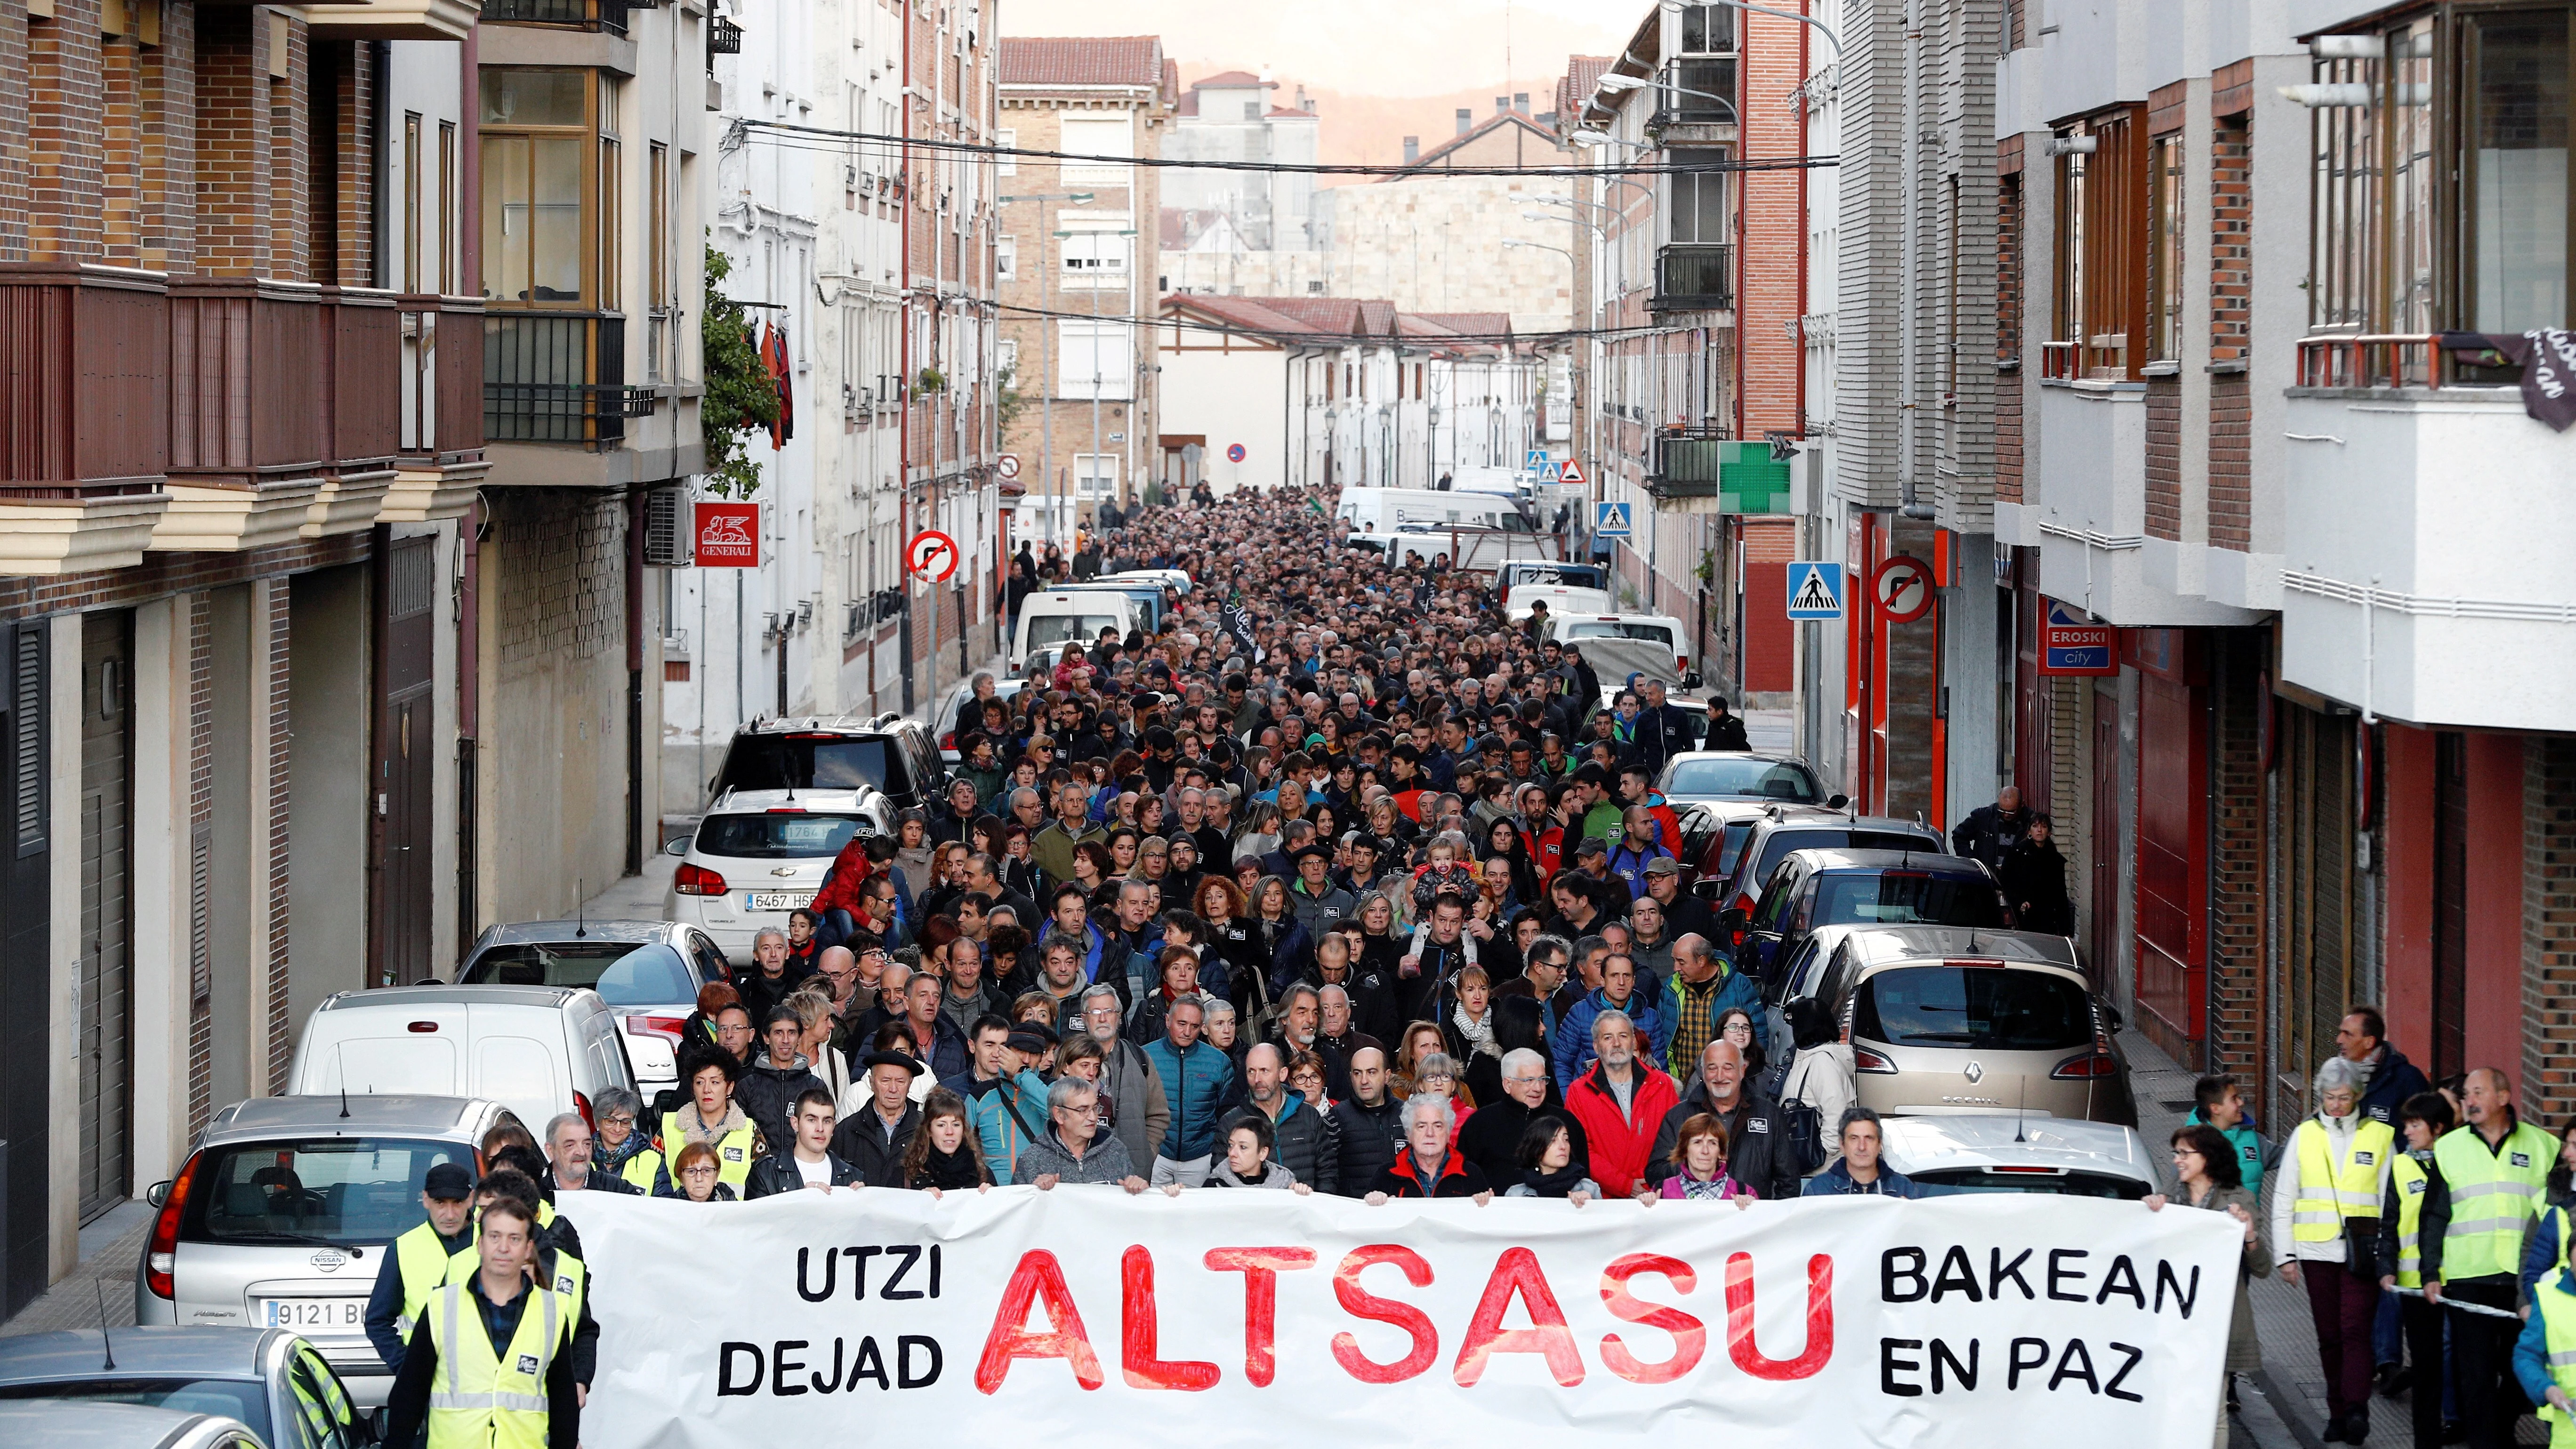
[1996, 161, 2022, 504]
[495, 491, 629, 667]
[2209, 373, 2251, 550]
[2144, 375, 2181, 540]
[2206, 631, 2265, 1083]
[2209, 113, 2251, 364]
[2524, 735, 2576, 1124]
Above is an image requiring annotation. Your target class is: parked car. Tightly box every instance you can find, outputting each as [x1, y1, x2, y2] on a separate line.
[1100, 567, 1193, 595]
[288, 986, 634, 1137]
[1800, 924, 2134, 1126]
[0, 1327, 370, 1449]
[665, 786, 897, 957]
[0, 1399, 270, 1449]
[135, 1095, 516, 1407]
[1012, 590, 1140, 669]
[1657, 751, 1839, 809]
[934, 677, 1028, 763]
[1734, 848, 2007, 979]
[1550, 611, 1700, 687]
[704, 715, 946, 813]
[1709, 811, 1948, 932]
[1670, 801, 1835, 898]
[453, 919, 730, 1094]
[1501, 583, 1614, 623]
[1494, 560, 1608, 596]
[1878, 1114, 2157, 1198]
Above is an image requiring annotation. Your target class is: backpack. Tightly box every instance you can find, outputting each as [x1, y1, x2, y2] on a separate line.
[1770, 1055, 1828, 1180]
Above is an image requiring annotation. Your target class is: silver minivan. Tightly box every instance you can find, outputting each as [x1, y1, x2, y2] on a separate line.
[134, 1095, 519, 1407]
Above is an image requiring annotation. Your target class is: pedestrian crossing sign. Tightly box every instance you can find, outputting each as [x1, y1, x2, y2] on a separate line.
[1524, 449, 1551, 473]
[1786, 561, 1844, 620]
[1595, 501, 1633, 538]
[1542, 460, 1563, 482]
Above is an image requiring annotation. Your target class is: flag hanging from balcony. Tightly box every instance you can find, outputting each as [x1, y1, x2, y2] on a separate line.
[761, 321, 796, 447]
[2440, 329, 2576, 432]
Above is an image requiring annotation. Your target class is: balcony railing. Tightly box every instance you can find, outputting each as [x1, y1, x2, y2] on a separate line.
[1648, 425, 1731, 498]
[845, 587, 908, 641]
[1651, 58, 1738, 127]
[481, 0, 626, 32]
[484, 313, 657, 444]
[1650, 243, 1733, 313]
[709, 16, 742, 53]
[400, 298, 489, 459]
[2294, 333, 2455, 390]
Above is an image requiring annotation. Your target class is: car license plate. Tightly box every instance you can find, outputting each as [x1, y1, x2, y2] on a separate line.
[259, 1297, 364, 1332]
[746, 891, 808, 911]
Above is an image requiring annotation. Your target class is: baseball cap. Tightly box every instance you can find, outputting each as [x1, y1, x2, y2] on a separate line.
[1575, 837, 1611, 859]
[424, 1162, 475, 1200]
[1642, 857, 1682, 877]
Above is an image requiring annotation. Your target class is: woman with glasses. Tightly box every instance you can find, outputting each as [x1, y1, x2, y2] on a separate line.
[658, 1047, 762, 1198]
[588, 1087, 668, 1195]
[669, 1142, 738, 1203]
[2151, 1123, 2268, 1440]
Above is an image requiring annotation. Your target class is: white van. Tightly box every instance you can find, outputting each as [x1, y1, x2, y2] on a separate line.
[1336, 488, 1535, 535]
[1012, 589, 1138, 668]
[1505, 583, 1614, 621]
[289, 984, 636, 1137]
[1553, 612, 1699, 683]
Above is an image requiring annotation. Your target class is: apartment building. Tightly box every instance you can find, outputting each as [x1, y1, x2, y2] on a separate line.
[1557, 0, 1806, 698]
[995, 34, 1172, 533]
[1161, 70, 1318, 253]
[1980, 0, 2576, 1130]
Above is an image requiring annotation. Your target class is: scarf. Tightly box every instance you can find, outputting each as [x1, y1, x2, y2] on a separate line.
[1450, 1002, 1499, 1059]
[679, 1101, 751, 1149]
[915, 1142, 985, 1191]
[1520, 1162, 1592, 1199]
[1675, 1168, 1739, 1200]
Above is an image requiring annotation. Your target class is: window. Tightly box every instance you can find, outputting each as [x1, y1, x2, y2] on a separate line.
[438, 121, 457, 294]
[2050, 107, 2145, 378]
[649, 143, 670, 311]
[1676, 1, 1736, 54]
[996, 233, 1016, 279]
[995, 126, 1016, 176]
[2308, 11, 2569, 338]
[598, 79, 621, 311]
[2147, 132, 2182, 362]
[1072, 453, 1121, 498]
[1059, 114, 1132, 186]
[1666, 149, 1730, 244]
[1058, 229, 1131, 287]
[997, 336, 1019, 376]
[402, 113, 422, 294]
[480, 69, 596, 305]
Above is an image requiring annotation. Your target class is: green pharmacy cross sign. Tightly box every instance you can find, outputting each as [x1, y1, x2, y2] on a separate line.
[1715, 440, 1790, 514]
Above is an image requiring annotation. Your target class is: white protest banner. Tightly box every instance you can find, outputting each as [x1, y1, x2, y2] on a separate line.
[555, 1187, 2240, 1448]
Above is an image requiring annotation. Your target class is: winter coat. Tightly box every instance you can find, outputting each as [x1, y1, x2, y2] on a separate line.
[1562, 1062, 1682, 1199]
[1456, 1097, 1590, 1191]
[1998, 838, 2072, 934]
[1949, 803, 2030, 871]
[1143, 1038, 1238, 1162]
[2355, 1044, 2433, 1129]
[829, 1099, 923, 1187]
[743, 1150, 866, 1199]
[1222, 1094, 1340, 1197]
[1097, 1036, 1173, 1165]
[1328, 1094, 1407, 1198]
[905, 1010, 974, 1083]
[1011, 1127, 1138, 1186]
[1776, 1043, 1856, 1170]
[1703, 711, 1752, 751]
[735, 1055, 827, 1160]
[1647, 1075, 1795, 1201]
[1289, 879, 1360, 939]
[1553, 988, 1670, 1085]
[1203, 1160, 1301, 1190]
[1799, 1159, 1926, 1197]
[1370, 1148, 1492, 1199]
[962, 1069, 1053, 1185]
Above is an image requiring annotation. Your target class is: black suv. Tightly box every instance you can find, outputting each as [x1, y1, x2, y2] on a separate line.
[709, 714, 947, 812]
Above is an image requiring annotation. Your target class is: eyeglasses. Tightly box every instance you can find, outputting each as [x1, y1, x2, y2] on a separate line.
[681, 1164, 718, 1178]
[600, 1113, 637, 1129]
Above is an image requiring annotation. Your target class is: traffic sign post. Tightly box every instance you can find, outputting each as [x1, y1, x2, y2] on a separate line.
[995, 453, 1022, 482]
[1785, 561, 1844, 620]
[2040, 600, 2119, 675]
[1870, 555, 1934, 623]
[1523, 449, 1550, 474]
[1594, 500, 1632, 538]
[1559, 460, 1589, 487]
[1225, 443, 1247, 464]
[907, 529, 959, 583]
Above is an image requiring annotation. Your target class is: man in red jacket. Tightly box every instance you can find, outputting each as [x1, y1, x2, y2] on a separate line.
[1561, 1009, 1679, 1198]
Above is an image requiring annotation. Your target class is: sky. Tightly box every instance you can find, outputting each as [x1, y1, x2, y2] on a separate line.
[997, 0, 1638, 98]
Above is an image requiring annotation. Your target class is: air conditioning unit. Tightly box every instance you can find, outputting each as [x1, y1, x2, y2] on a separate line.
[641, 486, 691, 566]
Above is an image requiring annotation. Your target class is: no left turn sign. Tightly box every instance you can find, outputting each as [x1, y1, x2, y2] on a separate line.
[906, 530, 959, 584]
[1871, 555, 1935, 623]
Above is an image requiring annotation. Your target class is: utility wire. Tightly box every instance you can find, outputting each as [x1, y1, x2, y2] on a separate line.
[733, 120, 1837, 177]
[996, 296, 1724, 350]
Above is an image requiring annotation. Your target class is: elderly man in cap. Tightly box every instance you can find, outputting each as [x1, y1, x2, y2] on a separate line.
[1288, 841, 1358, 937]
[363, 1160, 479, 1374]
[829, 1049, 926, 1186]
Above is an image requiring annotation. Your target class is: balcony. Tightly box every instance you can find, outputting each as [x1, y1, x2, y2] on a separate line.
[482, 0, 628, 32]
[2280, 354, 2576, 731]
[303, 0, 480, 40]
[382, 297, 491, 523]
[1649, 243, 1732, 314]
[1643, 427, 1796, 516]
[1649, 58, 1738, 130]
[484, 313, 656, 446]
[0, 264, 172, 572]
[157, 277, 335, 551]
[709, 16, 742, 53]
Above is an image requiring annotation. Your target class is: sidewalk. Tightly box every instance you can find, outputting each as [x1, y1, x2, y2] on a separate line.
[2120, 1028, 2547, 1448]
[0, 1199, 153, 1337]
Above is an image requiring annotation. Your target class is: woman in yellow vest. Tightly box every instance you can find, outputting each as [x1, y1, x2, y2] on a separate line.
[378, 1194, 579, 1449]
[2375, 1092, 2461, 1449]
[2270, 1056, 2394, 1445]
[2515, 1244, 2576, 1446]
[659, 1046, 764, 1196]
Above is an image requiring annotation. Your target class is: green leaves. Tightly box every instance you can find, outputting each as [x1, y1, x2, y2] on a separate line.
[700, 244, 778, 499]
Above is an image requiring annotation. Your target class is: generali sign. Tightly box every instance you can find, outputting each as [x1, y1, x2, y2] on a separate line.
[695, 502, 761, 568]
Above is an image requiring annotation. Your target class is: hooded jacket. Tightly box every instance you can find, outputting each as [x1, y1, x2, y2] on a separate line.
[1553, 986, 1671, 1084]
[1010, 1126, 1139, 1186]
[1562, 1060, 1682, 1198]
[735, 1055, 827, 1161]
[1370, 1147, 1492, 1199]
[1143, 1037, 1237, 1163]
[1222, 1093, 1340, 1197]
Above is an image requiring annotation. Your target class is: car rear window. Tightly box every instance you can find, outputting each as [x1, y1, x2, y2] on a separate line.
[695, 811, 873, 859]
[1563, 619, 1678, 648]
[1665, 757, 1820, 802]
[0, 1379, 270, 1437]
[1739, 827, 1941, 899]
[1717, 821, 1755, 875]
[1853, 965, 2094, 1052]
[716, 735, 909, 798]
[462, 940, 702, 1006]
[1904, 1169, 2149, 1200]
[1024, 614, 1122, 650]
[1812, 871, 2004, 929]
[184, 1138, 475, 1247]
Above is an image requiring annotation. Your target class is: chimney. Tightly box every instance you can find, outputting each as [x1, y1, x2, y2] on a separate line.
[1514, 92, 1530, 113]
[1494, 95, 1510, 115]
[1455, 107, 1471, 135]
[1402, 136, 1419, 163]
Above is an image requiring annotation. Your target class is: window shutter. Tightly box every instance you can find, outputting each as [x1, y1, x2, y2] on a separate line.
[14, 625, 44, 856]
[190, 823, 213, 1005]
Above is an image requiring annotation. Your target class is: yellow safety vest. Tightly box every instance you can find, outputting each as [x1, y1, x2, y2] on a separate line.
[661, 1110, 758, 1191]
[2531, 1272, 2576, 1447]
[450, 1240, 587, 1328]
[2432, 1120, 2555, 1281]
[422, 1282, 568, 1449]
[285, 1343, 357, 1446]
[2391, 1153, 2431, 1288]
[2291, 1117, 2394, 1243]
[613, 1145, 660, 1192]
[394, 1222, 459, 1336]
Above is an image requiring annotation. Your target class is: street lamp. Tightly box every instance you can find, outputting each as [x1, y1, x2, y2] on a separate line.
[997, 191, 1096, 543]
[1594, 69, 1738, 125]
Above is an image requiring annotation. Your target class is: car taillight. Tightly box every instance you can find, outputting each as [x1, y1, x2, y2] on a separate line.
[1854, 1046, 1897, 1073]
[2052, 1052, 2120, 1079]
[626, 1013, 689, 1046]
[575, 1091, 595, 1130]
[675, 862, 728, 895]
[939, 732, 956, 750]
[147, 1152, 200, 1300]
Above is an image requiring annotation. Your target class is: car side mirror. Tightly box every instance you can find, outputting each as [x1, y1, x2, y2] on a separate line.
[146, 1179, 172, 1208]
[1683, 671, 1703, 690]
[665, 834, 692, 857]
[1826, 793, 1850, 811]
[2100, 1001, 2124, 1031]
[1718, 906, 1747, 930]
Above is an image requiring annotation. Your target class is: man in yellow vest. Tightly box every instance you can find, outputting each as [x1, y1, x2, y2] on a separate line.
[362, 1161, 477, 1377]
[379, 1191, 579, 1449]
[2378, 1091, 2462, 1448]
[2273, 1056, 2395, 1443]
[2434, 1067, 2557, 1449]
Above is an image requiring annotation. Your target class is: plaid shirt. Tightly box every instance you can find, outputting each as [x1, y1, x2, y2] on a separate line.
[1666, 973, 1724, 1081]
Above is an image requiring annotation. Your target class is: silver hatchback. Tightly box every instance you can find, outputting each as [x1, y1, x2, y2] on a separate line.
[135, 1095, 520, 1408]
